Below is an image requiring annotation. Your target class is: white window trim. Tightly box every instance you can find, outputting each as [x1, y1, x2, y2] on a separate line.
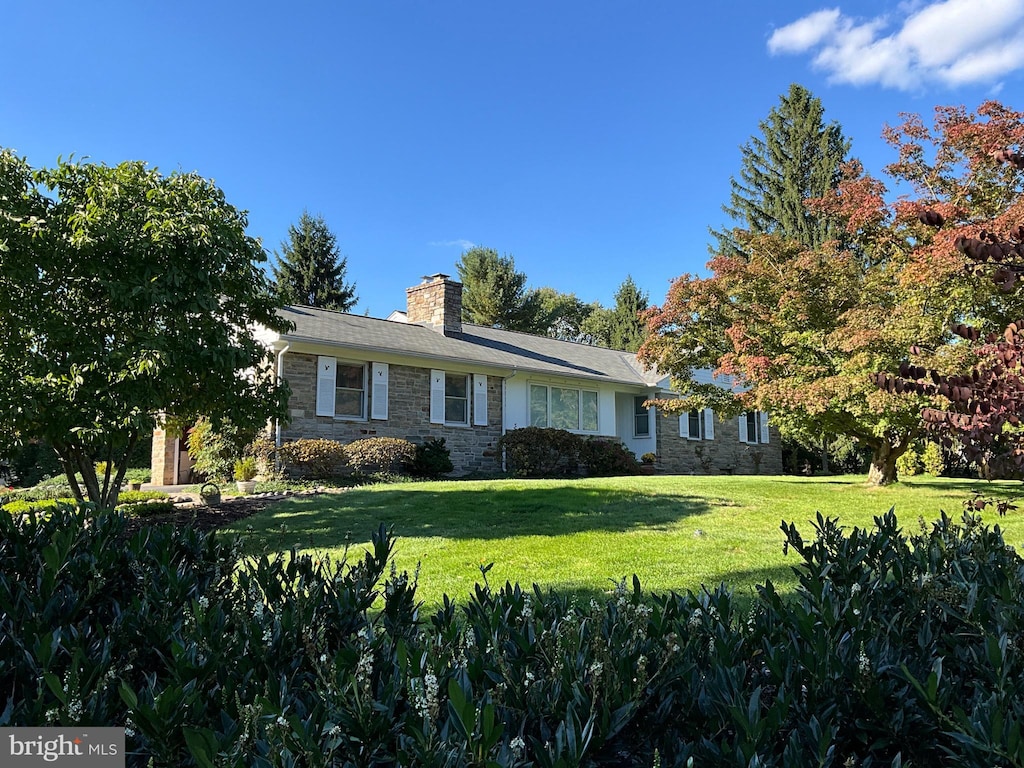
[739, 411, 769, 444]
[334, 360, 369, 421]
[528, 382, 600, 433]
[683, 409, 703, 441]
[315, 355, 369, 421]
[633, 396, 651, 438]
[444, 372, 471, 426]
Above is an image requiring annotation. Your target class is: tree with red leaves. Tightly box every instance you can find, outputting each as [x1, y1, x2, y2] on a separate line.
[641, 101, 1024, 486]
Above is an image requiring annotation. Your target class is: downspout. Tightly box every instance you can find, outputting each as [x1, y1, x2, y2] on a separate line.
[501, 367, 517, 472]
[275, 343, 291, 449]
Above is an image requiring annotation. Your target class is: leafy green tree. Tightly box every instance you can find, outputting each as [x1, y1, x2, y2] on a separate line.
[272, 211, 357, 311]
[0, 150, 290, 508]
[711, 83, 849, 256]
[536, 287, 598, 341]
[456, 247, 543, 332]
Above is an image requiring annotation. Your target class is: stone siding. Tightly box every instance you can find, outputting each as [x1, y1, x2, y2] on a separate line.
[656, 412, 784, 475]
[281, 352, 501, 474]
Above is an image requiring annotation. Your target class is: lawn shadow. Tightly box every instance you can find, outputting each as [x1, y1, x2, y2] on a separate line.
[415, 562, 802, 616]
[231, 483, 718, 550]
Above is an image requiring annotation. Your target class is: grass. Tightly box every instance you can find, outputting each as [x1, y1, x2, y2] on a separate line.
[221, 474, 1024, 607]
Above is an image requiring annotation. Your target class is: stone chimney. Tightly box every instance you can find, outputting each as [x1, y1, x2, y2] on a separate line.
[405, 273, 463, 335]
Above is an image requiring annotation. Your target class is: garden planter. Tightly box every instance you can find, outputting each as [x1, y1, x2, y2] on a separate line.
[236, 480, 257, 495]
[199, 482, 221, 506]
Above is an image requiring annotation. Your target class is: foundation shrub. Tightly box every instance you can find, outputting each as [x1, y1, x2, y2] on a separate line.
[2, 505, 1022, 766]
[579, 437, 642, 476]
[410, 437, 454, 478]
[277, 438, 349, 480]
[498, 427, 582, 477]
[345, 437, 416, 475]
[922, 442, 946, 476]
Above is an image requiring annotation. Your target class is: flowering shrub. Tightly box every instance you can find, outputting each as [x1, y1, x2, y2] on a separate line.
[277, 438, 349, 479]
[2, 504, 1023, 765]
[345, 437, 416, 475]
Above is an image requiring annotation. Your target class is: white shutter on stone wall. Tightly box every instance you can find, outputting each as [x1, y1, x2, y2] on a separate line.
[704, 409, 715, 440]
[473, 374, 488, 426]
[738, 413, 748, 443]
[760, 411, 770, 444]
[316, 356, 336, 417]
[371, 363, 389, 420]
[429, 369, 445, 424]
[678, 415, 686, 438]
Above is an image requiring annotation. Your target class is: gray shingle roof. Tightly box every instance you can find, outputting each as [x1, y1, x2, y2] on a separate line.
[277, 306, 662, 388]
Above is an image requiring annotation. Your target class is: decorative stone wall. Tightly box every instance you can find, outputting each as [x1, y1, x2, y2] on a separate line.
[405, 274, 463, 335]
[655, 412, 784, 475]
[281, 353, 502, 474]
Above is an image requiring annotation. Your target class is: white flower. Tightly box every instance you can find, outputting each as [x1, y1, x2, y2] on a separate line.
[276, 715, 287, 727]
[688, 609, 703, 630]
[850, 583, 861, 595]
[525, 670, 535, 684]
[198, 595, 210, 610]
[510, 736, 526, 756]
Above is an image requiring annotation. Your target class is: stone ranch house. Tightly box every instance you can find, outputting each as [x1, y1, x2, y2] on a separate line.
[151, 274, 782, 482]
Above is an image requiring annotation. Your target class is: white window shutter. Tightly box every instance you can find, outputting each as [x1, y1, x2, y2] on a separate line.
[371, 362, 389, 420]
[678, 415, 686, 438]
[316, 356, 336, 417]
[704, 409, 715, 441]
[429, 369, 445, 424]
[738, 413, 748, 443]
[760, 411, 770, 444]
[473, 374, 488, 426]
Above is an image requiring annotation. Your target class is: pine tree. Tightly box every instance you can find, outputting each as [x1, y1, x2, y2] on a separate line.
[604, 276, 649, 352]
[711, 83, 849, 256]
[456, 247, 543, 332]
[272, 212, 357, 311]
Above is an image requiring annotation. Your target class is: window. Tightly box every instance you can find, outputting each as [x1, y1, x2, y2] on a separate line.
[445, 373, 469, 424]
[529, 384, 598, 432]
[315, 356, 368, 420]
[686, 410, 702, 440]
[680, 408, 715, 441]
[336, 363, 367, 419]
[634, 396, 650, 437]
[431, 370, 487, 426]
[740, 411, 769, 444]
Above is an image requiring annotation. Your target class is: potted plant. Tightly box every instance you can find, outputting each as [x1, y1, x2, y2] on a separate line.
[233, 457, 258, 494]
[640, 452, 657, 474]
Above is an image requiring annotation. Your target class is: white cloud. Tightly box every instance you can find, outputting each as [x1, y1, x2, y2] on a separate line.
[768, 0, 1024, 90]
[429, 239, 475, 250]
[767, 8, 843, 53]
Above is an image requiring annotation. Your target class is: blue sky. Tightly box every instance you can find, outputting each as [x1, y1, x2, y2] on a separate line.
[4, 1, 1022, 316]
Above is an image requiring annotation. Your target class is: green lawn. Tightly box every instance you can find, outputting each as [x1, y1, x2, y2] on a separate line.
[222, 474, 1024, 607]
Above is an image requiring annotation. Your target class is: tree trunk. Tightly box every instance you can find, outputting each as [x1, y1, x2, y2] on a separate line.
[820, 435, 831, 475]
[867, 443, 900, 486]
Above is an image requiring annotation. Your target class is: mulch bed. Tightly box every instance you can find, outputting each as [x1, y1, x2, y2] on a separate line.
[122, 494, 282, 537]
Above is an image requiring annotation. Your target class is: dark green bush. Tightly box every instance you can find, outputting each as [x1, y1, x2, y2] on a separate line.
[120, 500, 177, 517]
[410, 437, 454, 478]
[0, 440, 63, 488]
[277, 438, 349, 479]
[3, 504, 1023, 767]
[498, 427, 582, 477]
[346, 437, 416, 475]
[579, 437, 642, 476]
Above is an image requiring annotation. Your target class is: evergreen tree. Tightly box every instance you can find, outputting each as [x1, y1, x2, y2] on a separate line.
[607, 276, 649, 352]
[456, 247, 543, 332]
[272, 212, 357, 311]
[711, 83, 850, 256]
